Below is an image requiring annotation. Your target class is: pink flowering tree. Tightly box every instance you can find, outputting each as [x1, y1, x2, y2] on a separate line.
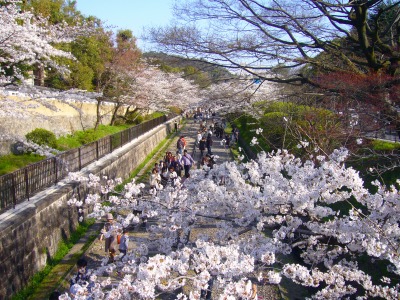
[0, 0, 91, 84]
[200, 79, 280, 115]
[120, 63, 203, 117]
[65, 146, 400, 299]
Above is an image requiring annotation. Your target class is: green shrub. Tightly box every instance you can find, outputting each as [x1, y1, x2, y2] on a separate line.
[55, 135, 82, 151]
[25, 128, 57, 148]
[134, 115, 144, 124]
[75, 129, 103, 145]
[125, 111, 144, 125]
[371, 140, 400, 151]
[144, 111, 165, 120]
[232, 114, 272, 154]
[169, 106, 183, 115]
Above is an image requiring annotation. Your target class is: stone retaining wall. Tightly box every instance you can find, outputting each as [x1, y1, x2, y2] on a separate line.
[0, 118, 177, 299]
[0, 97, 122, 155]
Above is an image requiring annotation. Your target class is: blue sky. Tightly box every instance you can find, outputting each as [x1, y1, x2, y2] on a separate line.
[75, 0, 176, 50]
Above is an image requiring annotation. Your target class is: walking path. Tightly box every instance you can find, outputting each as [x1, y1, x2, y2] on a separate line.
[31, 117, 281, 299]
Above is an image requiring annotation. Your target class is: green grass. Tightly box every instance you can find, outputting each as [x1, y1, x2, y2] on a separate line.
[0, 114, 167, 176]
[231, 114, 272, 155]
[132, 137, 171, 183]
[144, 111, 165, 120]
[55, 114, 166, 151]
[56, 124, 131, 150]
[12, 219, 96, 300]
[0, 153, 45, 176]
[0, 124, 131, 176]
[371, 139, 400, 151]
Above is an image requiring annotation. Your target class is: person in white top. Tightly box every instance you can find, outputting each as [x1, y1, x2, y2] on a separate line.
[149, 168, 161, 193]
[196, 131, 202, 146]
[176, 151, 183, 164]
[240, 280, 257, 300]
[168, 166, 179, 186]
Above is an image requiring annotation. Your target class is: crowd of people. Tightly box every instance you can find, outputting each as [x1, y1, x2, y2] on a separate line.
[149, 143, 194, 194]
[194, 112, 239, 171]
[64, 111, 237, 299]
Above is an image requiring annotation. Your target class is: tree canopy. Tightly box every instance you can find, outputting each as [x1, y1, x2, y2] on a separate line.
[146, 0, 400, 85]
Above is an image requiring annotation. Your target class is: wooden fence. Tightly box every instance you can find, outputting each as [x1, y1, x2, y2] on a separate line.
[0, 115, 171, 213]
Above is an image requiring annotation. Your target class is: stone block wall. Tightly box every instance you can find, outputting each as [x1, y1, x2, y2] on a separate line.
[0, 118, 177, 299]
[0, 186, 84, 298]
[0, 98, 122, 155]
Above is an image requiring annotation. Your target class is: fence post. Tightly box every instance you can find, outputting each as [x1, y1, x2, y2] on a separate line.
[54, 157, 58, 184]
[110, 135, 113, 153]
[11, 173, 16, 209]
[120, 131, 123, 147]
[78, 147, 82, 170]
[25, 168, 30, 201]
[96, 141, 99, 160]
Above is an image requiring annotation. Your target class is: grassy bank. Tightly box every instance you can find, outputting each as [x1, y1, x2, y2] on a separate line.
[0, 112, 166, 176]
[12, 219, 96, 300]
[0, 153, 45, 176]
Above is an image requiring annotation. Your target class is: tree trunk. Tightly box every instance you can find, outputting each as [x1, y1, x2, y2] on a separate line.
[34, 64, 45, 86]
[94, 98, 102, 130]
[110, 102, 122, 125]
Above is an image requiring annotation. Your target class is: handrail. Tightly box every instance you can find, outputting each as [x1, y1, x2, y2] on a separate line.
[0, 115, 175, 213]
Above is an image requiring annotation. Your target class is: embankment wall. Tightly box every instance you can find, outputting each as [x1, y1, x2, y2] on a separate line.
[0, 96, 121, 155]
[0, 118, 176, 299]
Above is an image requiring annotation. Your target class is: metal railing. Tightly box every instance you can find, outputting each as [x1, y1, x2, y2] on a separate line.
[0, 115, 173, 213]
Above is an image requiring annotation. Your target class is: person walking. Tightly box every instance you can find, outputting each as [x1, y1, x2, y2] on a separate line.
[234, 127, 239, 143]
[168, 166, 179, 186]
[171, 154, 183, 177]
[149, 168, 161, 194]
[69, 258, 91, 288]
[181, 149, 195, 178]
[177, 136, 185, 154]
[206, 133, 213, 155]
[118, 228, 129, 259]
[196, 131, 202, 148]
[199, 136, 206, 157]
[181, 136, 187, 150]
[99, 213, 118, 262]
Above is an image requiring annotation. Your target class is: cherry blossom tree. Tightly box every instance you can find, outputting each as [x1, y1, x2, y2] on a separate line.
[65, 146, 400, 299]
[131, 64, 202, 114]
[147, 0, 400, 84]
[0, 0, 91, 84]
[200, 78, 280, 115]
[91, 29, 142, 126]
[101, 62, 203, 123]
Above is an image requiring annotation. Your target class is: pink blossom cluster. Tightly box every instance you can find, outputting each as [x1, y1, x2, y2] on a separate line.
[64, 146, 400, 299]
[0, 1, 92, 84]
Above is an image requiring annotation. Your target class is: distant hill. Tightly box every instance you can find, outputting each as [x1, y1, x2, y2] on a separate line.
[143, 52, 233, 87]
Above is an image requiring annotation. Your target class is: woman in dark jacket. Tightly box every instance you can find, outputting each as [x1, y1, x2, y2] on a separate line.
[199, 136, 206, 157]
[206, 134, 213, 155]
